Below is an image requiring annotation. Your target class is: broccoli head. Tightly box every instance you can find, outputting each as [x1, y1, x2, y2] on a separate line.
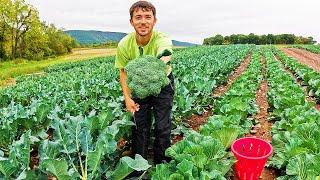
[125, 55, 170, 99]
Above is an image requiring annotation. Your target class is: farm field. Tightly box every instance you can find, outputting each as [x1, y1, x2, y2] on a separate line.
[1, 44, 320, 179]
[0, 48, 117, 87]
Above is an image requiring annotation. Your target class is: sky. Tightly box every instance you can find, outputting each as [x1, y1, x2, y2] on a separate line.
[25, 0, 320, 44]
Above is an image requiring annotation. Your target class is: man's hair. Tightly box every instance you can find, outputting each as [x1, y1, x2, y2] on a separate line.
[130, 1, 156, 19]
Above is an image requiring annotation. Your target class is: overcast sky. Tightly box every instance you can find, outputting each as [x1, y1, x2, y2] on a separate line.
[26, 0, 320, 44]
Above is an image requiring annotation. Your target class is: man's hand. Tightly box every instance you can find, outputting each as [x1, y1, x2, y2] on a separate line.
[125, 97, 140, 113]
[157, 49, 172, 64]
[119, 68, 139, 113]
[160, 55, 171, 64]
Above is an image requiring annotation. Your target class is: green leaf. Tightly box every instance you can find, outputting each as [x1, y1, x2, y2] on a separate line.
[177, 159, 194, 178]
[0, 159, 17, 178]
[87, 146, 104, 178]
[169, 173, 184, 180]
[16, 169, 37, 180]
[9, 130, 31, 169]
[192, 154, 207, 169]
[41, 159, 71, 180]
[201, 139, 226, 160]
[210, 127, 239, 149]
[40, 140, 61, 159]
[151, 164, 172, 180]
[286, 153, 318, 179]
[110, 154, 151, 180]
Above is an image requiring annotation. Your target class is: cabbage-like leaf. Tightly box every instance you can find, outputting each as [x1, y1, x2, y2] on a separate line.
[110, 154, 151, 180]
[210, 127, 239, 149]
[177, 159, 194, 178]
[41, 159, 71, 180]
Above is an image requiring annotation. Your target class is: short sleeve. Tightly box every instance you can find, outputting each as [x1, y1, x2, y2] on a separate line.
[156, 33, 173, 56]
[115, 45, 128, 69]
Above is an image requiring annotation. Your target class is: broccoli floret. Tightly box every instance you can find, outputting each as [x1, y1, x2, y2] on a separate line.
[125, 55, 170, 99]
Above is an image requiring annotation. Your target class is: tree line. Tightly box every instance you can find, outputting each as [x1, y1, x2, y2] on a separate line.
[0, 0, 78, 61]
[203, 33, 317, 45]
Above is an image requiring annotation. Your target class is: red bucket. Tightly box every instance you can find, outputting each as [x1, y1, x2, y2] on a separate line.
[231, 137, 273, 180]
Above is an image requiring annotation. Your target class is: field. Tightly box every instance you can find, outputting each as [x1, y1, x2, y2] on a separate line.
[0, 48, 117, 87]
[0, 45, 320, 179]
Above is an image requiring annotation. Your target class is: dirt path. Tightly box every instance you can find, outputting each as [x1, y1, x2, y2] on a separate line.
[243, 56, 278, 179]
[213, 53, 252, 97]
[174, 52, 278, 179]
[281, 48, 320, 72]
[186, 53, 253, 132]
[172, 53, 253, 145]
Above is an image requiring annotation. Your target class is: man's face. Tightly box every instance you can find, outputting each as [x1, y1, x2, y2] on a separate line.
[130, 8, 156, 37]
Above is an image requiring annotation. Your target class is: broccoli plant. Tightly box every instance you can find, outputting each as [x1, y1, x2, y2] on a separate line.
[125, 55, 170, 99]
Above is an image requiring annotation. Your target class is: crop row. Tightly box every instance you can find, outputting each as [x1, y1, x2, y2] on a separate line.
[0, 45, 252, 179]
[151, 49, 262, 179]
[264, 48, 320, 179]
[272, 47, 320, 102]
[290, 45, 320, 54]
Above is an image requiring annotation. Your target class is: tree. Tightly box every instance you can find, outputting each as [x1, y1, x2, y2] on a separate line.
[0, 22, 6, 60]
[259, 35, 267, 44]
[45, 24, 76, 56]
[203, 33, 316, 45]
[203, 35, 224, 45]
[23, 21, 50, 60]
[238, 34, 248, 44]
[247, 33, 260, 44]
[1, 0, 39, 59]
[229, 34, 239, 44]
[0, 0, 10, 60]
[307, 36, 316, 44]
[223, 36, 230, 44]
[266, 34, 275, 44]
[0, 0, 77, 60]
[294, 36, 303, 44]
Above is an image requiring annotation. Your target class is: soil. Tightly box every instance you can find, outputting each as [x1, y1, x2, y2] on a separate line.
[246, 56, 272, 141]
[172, 134, 183, 145]
[117, 137, 127, 150]
[29, 129, 54, 171]
[274, 54, 320, 110]
[178, 53, 252, 133]
[48, 175, 56, 180]
[29, 149, 39, 170]
[281, 48, 320, 72]
[213, 54, 252, 97]
[172, 53, 253, 143]
[246, 81, 272, 141]
[47, 128, 54, 140]
[241, 56, 279, 180]
[187, 109, 212, 131]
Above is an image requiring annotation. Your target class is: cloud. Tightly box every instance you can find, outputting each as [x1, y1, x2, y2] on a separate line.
[26, 0, 320, 44]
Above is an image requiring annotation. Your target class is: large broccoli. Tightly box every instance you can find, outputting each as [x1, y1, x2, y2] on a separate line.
[125, 55, 170, 99]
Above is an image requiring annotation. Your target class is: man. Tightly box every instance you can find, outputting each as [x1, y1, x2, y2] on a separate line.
[114, 1, 174, 164]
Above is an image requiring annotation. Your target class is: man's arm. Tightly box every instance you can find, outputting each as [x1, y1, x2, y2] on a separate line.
[119, 68, 139, 113]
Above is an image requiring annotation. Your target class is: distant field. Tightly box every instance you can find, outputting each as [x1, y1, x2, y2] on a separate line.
[0, 48, 116, 87]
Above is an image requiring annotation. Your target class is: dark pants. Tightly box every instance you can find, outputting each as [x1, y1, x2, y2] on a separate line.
[131, 73, 174, 164]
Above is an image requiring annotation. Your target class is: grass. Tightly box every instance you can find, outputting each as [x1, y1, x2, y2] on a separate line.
[0, 48, 116, 87]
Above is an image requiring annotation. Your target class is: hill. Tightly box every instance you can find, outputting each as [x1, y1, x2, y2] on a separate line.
[65, 30, 197, 47]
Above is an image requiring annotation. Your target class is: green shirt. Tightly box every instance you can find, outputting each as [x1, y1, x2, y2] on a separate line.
[114, 30, 173, 71]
